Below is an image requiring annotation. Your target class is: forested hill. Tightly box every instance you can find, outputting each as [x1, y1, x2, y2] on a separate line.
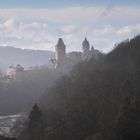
[0, 46, 54, 71]
[107, 35, 140, 70]
[25, 35, 140, 140]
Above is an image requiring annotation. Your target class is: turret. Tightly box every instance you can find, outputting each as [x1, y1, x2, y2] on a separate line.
[82, 37, 90, 55]
[91, 46, 94, 51]
[55, 38, 66, 64]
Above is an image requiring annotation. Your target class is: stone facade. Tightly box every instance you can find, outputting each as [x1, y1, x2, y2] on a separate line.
[48, 37, 101, 70]
[6, 64, 24, 79]
[55, 38, 66, 65]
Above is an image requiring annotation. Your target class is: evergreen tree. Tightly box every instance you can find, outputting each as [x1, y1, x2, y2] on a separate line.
[28, 104, 44, 140]
[114, 97, 140, 140]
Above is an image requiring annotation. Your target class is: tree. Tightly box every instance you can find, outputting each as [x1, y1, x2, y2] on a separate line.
[114, 97, 140, 140]
[28, 104, 44, 140]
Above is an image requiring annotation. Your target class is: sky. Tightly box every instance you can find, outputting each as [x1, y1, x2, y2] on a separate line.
[0, 0, 140, 8]
[0, 0, 139, 53]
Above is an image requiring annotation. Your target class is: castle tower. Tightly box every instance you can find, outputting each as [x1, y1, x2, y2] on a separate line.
[91, 46, 94, 51]
[55, 38, 66, 64]
[82, 37, 90, 55]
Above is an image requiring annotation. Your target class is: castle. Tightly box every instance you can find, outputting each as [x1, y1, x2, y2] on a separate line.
[6, 38, 101, 79]
[48, 37, 101, 69]
[6, 64, 24, 79]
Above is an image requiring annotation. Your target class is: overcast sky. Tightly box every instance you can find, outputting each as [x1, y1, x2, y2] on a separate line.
[0, 0, 139, 52]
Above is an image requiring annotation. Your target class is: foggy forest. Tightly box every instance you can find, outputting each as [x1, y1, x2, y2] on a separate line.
[0, 0, 140, 140]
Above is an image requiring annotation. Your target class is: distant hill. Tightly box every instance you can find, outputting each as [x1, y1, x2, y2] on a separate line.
[0, 46, 54, 72]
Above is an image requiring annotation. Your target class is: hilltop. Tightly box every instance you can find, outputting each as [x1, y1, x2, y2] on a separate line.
[0, 46, 54, 71]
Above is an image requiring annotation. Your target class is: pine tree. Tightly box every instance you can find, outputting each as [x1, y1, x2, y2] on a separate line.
[115, 97, 140, 140]
[28, 104, 44, 140]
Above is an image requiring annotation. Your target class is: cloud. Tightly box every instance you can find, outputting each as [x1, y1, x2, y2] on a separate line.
[61, 25, 76, 33]
[3, 18, 19, 29]
[117, 24, 140, 37]
[0, 6, 139, 23]
[0, 6, 139, 53]
[92, 25, 115, 38]
[0, 7, 102, 23]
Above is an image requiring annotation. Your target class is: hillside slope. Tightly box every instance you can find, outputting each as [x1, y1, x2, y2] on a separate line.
[0, 46, 54, 71]
[38, 35, 140, 140]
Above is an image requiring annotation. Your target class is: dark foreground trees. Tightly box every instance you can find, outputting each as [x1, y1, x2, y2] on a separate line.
[20, 104, 44, 140]
[28, 104, 44, 140]
[114, 97, 140, 140]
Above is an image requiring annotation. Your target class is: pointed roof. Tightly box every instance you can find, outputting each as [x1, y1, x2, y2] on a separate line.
[56, 38, 66, 48]
[91, 46, 94, 51]
[84, 37, 88, 42]
[82, 37, 90, 48]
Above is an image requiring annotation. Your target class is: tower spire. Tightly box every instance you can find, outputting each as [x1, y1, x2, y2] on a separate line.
[56, 38, 65, 48]
[55, 38, 66, 65]
[82, 37, 90, 54]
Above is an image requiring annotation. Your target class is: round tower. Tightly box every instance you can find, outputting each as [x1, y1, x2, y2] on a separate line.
[55, 38, 66, 64]
[82, 37, 90, 55]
